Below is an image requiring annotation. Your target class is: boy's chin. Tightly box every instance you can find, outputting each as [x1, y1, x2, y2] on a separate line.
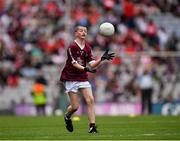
[81, 35, 86, 38]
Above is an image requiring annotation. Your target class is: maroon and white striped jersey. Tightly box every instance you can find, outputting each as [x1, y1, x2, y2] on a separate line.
[60, 41, 94, 81]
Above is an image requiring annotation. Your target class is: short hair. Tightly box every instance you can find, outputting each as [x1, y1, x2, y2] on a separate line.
[74, 24, 87, 33]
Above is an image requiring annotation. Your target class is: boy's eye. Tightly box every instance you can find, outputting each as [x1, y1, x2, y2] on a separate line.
[78, 28, 87, 33]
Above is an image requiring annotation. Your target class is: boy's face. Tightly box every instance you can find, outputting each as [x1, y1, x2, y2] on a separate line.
[75, 26, 87, 39]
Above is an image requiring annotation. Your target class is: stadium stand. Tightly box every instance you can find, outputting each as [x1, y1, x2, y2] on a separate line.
[0, 0, 179, 115]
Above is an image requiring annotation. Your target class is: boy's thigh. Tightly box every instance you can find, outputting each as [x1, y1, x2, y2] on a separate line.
[79, 87, 94, 101]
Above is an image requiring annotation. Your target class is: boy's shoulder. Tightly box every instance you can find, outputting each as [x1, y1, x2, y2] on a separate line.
[85, 41, 92, 51]
[68, 41, 78, 49]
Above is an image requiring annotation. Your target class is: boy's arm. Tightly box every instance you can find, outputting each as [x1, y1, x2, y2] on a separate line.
[72, 61, 96, 73]
[88, 58, 102, 68]
[71, 61, 84, 71]
[89, 49, 115, 68]
[69, 47, 96, 73]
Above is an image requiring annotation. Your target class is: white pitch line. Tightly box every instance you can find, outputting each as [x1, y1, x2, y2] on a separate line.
[143, 133, 155, 136]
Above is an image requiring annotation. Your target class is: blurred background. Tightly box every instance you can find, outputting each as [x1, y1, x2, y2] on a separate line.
[0, 0, 179, 116]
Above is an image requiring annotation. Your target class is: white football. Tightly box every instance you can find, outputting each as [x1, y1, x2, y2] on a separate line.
[99, 22, 115, 36]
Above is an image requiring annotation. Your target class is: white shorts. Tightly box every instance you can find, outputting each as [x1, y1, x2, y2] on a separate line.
[64, 81, 91, 93]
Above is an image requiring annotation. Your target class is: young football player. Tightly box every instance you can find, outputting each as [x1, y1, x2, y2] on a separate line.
[60, 25, 114, 133]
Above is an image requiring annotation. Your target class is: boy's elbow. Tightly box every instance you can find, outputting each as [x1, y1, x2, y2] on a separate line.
[71, 60, 77, 65]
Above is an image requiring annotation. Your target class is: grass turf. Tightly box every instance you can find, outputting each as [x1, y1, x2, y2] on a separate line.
[0, 115, 179, 140]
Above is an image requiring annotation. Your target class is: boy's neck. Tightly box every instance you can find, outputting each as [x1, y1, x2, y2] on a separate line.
[75, 38, 85, 45]
[74, 38, 85, 49]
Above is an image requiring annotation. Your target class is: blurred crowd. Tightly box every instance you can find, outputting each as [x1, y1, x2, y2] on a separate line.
[0, 0, 180, 106]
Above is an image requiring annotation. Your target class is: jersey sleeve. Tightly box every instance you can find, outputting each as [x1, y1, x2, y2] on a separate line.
[68, 45, 77, 64]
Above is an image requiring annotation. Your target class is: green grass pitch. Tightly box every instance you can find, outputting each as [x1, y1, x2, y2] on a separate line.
[0, 115, 180, 140]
